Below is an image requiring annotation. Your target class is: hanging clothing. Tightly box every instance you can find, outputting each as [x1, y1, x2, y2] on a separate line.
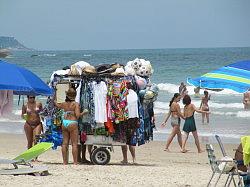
[75, 82, 81, 103]
[93, 81, 107, 124]
[0, 90, 13, 116]
[127, 89, 139, 118]
[107, 80, 129, 124]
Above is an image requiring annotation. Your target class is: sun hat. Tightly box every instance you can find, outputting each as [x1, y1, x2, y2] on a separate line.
[65, 88, 77, 100]
[82, 65, 96, 74]
[111, 67, 125, 76]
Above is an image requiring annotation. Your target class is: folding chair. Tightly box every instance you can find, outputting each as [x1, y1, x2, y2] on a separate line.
[0, 142, 53, 175]
[206, 144, 243, 187]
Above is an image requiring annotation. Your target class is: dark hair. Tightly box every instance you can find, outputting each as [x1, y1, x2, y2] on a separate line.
[183, 95, 191, 105]
[169, 93, 180, 107]
[204, 90, 208, 95]
[65, 96, 74, 102]
[27, 95, 35, 99]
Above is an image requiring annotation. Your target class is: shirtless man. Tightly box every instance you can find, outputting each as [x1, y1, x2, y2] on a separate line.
[179, 82, 188, 98]
[243, 89, 250, 110]
[200, 90, 211, 124]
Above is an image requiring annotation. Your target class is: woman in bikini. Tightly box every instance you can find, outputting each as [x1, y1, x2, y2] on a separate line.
[181, 95, 209, 153]
[54, 88, 88, 165]
[161, 93, 185, 152]
[21, 96, 43, 149]
[200, 90, 211, 124]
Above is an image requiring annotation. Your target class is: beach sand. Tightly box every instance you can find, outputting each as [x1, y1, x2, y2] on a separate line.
[0, 133, 240, 187]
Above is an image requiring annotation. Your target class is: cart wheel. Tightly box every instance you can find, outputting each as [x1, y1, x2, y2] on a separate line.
[91, 147, 110, 165]
[89, 146, 97, 163]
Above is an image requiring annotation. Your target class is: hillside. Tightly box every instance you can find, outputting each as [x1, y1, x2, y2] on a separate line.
[0, 36, 29, 50]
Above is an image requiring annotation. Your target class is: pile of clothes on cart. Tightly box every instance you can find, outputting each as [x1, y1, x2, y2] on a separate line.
[39, 58, 159, 149]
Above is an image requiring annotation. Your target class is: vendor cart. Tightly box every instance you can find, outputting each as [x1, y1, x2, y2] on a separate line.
[52, 74, 128, 165]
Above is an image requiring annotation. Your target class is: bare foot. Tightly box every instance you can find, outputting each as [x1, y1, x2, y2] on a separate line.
[181, 149, 188, 153]
[198, 150, 205, 153]
[164, 148, 170, 152]
[120, 160, 128, 165]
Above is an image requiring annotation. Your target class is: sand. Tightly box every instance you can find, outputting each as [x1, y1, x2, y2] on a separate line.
[0, 133, 240, 187]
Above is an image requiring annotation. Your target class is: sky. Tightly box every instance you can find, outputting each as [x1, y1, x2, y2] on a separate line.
[0, 0, 250, 50]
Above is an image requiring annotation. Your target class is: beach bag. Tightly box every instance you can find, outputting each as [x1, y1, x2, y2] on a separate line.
[218, 156, 235, 172]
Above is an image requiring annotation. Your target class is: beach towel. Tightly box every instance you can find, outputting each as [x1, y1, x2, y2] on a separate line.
[241, 136, 250, 165]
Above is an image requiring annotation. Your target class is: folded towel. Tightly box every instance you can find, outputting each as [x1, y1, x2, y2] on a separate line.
[241, 136, 250, 165]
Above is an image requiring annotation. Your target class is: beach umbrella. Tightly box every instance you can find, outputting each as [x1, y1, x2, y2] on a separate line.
[187, 60, 250, 93]
[0, 60, 53, 96]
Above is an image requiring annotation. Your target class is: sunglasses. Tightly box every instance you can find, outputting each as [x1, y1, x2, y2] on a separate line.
[28, 97, 35, 99]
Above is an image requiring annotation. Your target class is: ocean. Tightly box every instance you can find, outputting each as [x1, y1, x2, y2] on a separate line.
[1, 48, 250, 144]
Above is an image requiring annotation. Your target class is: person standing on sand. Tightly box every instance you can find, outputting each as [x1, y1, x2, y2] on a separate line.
[200, 90, 211, 124]
[161, 93, 185, 152]
[21, 95, 43, 150]
[54, 88, 88, 165]
[243, 89, 250, 110]
[181, 95, 209, 153]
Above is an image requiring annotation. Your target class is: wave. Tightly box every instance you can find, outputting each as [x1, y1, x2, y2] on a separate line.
[0, 118, 24, 123]
[154, 130, 242, 139]
[157, 83, 241, 95]
[43, 53, 56, 57]
[212, 111, 250, 118]
[0, 129, 23, 134]
[154, 101, 250, 118]
[83, 54, 92, 57]
[154, 101, 244, 110]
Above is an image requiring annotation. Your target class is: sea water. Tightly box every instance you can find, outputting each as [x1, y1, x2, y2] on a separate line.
[1, 48, 250, 143]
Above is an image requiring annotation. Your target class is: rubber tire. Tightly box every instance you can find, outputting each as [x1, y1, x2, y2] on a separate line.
[90, 147, 111, 165]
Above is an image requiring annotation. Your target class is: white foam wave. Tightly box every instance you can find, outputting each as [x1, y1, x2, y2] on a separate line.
[83, 54, 92, 57]
[154, 101, 244, 110]
[154, 101, 250, 118]
[0, 110, 24, 122]
[209, 102, 243, 109]
[236, 111, 250, 118]
[154, 131, 242, 139]
[42, 54, 56, 57]
[0, 129, 23, 134]
[157, 83, 241, 95]
[0, 118, 24, 123]
[14, 110, 22, 115]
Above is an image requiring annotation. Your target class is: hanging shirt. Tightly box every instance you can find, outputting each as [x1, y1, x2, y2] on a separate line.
[127, 89, 139, 118]
[93, 81, 107, 123]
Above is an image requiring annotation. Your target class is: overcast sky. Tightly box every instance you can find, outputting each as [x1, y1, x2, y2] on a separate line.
[0, 0, 250, 50]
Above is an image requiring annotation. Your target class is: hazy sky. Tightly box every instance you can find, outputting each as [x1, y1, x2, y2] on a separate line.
[0, 0, 250, 50]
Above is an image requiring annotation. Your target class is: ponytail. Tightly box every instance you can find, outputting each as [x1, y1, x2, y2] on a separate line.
[169, 93, 180, 107]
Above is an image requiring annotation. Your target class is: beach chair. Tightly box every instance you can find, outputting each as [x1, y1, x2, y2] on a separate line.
[0, 142, 53, 175]
[215, 135, 249, 185]
[206, 144, 243, 187]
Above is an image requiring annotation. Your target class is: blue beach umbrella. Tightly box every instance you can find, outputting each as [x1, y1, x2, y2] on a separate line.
[187, 60, 250, 93]
[0, 60, 53, 96]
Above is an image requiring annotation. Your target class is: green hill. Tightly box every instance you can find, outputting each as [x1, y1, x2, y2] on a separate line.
[0, 36, 29, 50]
